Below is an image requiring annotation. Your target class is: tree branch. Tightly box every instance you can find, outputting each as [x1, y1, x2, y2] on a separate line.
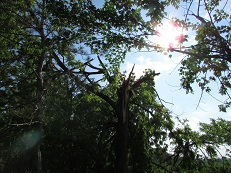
[152, 161, 173, 173]
[52, 51, 116, 109]
[131, 71, 160, 89]
[97, 55, 112, 82]
[171, 48, 231, 63]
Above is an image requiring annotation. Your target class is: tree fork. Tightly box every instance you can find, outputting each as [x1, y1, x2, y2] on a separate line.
[115, 66, 160, 173]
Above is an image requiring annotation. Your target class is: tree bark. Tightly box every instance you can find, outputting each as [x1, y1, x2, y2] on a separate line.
[115, 80, 130, 173]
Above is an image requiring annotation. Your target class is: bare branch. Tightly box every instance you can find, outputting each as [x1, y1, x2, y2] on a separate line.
[52, 51, 116, 109]
[196, 88, 204, 110]
[87, 63, 104, 71]
[97, 55, 112, 82]
[171, 48, 231, 63]
[10, 121, 41, 126]
[125, 64, 135, 89]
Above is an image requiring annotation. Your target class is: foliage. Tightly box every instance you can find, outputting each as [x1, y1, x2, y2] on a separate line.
[0, 0, 231, 172]
[42, 82, 115, 172]
[0, 0, 170, 172]
[175, 0, 231, 111]
[166, 118, 231, 173]
[39, 70, 174, 172]
[200, 118, 231, 147]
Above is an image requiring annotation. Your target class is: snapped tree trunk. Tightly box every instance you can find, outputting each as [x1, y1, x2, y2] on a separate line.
[115, 80, 130, 173]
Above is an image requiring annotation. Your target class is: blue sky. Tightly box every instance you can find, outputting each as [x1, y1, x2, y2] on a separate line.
[122, 48, 231, 131]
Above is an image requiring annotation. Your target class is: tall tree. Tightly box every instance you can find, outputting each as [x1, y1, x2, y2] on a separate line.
[0, 0, 172, 172]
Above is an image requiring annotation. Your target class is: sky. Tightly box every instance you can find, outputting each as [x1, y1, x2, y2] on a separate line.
[122, 48, 231, 131]
[120, 1, 231, 131]
[92, 0, 231, 131]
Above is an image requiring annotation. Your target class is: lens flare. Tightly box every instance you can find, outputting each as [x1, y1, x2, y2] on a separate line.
[10, 129, 42, 157]
[154, 20, 185, 50]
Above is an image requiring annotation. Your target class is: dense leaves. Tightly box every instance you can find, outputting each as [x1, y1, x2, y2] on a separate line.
[0, 0, 231, 172]
[175, 0, 231, 111]
[0, 0, 170, 172]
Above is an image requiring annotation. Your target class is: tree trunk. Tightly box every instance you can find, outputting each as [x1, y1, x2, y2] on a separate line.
[115, 80, 130, 173]
[31, 146, 42, 173]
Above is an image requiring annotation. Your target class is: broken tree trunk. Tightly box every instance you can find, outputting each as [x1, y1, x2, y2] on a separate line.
[114, 66, 160, 173]
[115, 79, 130, 173]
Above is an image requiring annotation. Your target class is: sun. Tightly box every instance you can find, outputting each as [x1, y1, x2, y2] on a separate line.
[154, 20, 185, 50]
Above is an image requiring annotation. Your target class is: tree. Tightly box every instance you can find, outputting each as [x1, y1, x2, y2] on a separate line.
[0, 0, 172, 172]
[41, 78, 115, 172]
[37, 69, 175, 172]
[3, 0, 230, 172]
[147, 0, 231, 170]
[161, 117, 231, 173]
[0, 1, 44, 172]
[200, 118, 231, 148]
[168, 0, 231, 111]
[127, 70, 174, 173]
